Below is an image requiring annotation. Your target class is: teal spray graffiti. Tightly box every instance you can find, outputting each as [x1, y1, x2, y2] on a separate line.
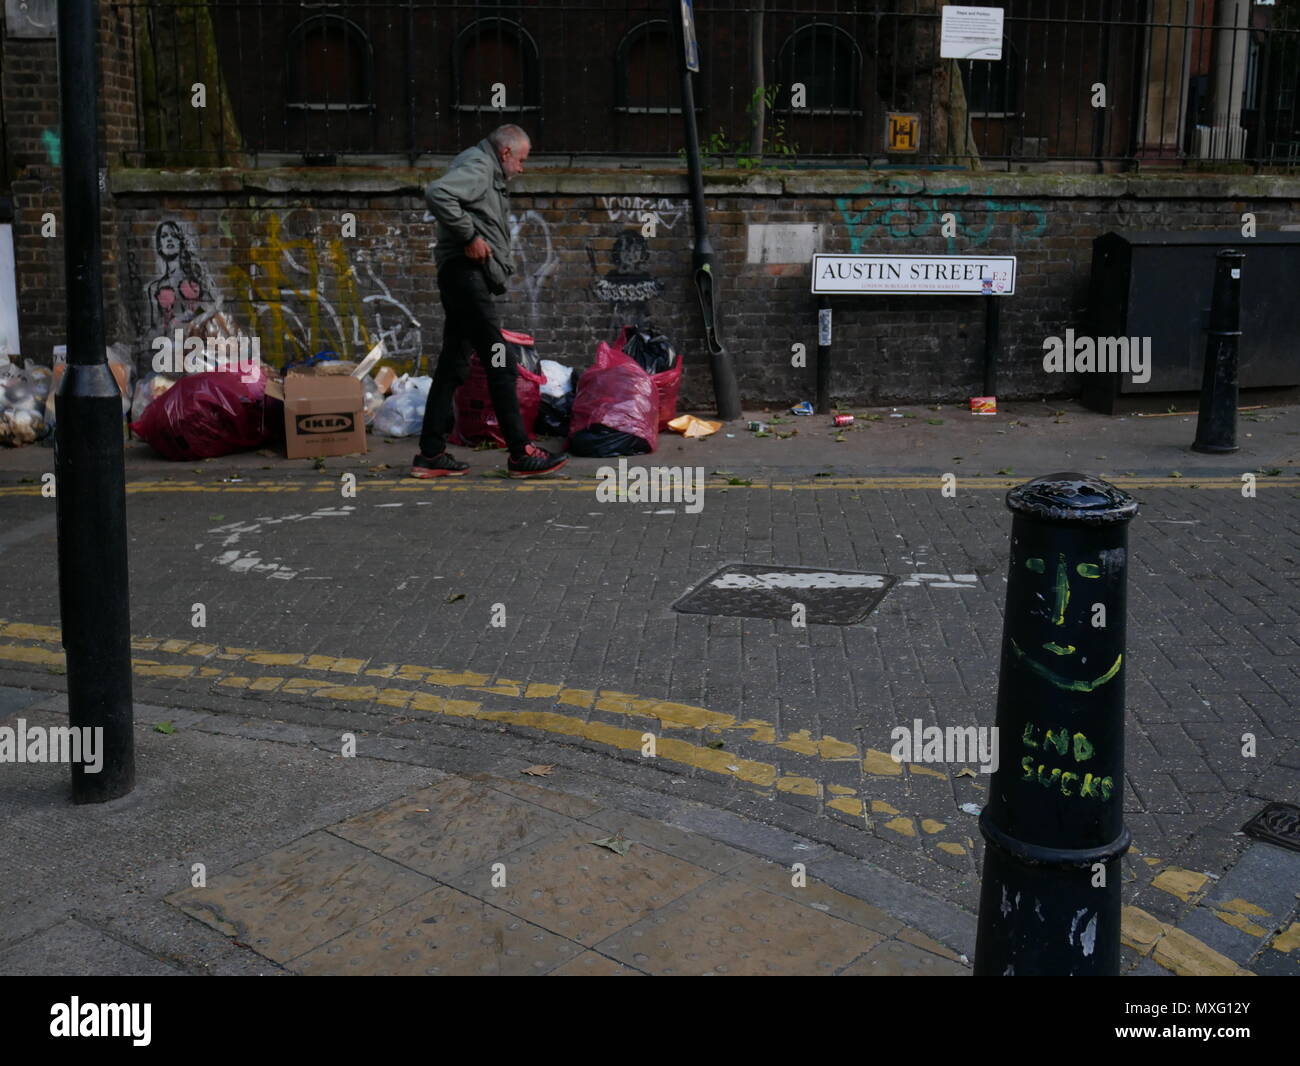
[835, 180, 1047, 254]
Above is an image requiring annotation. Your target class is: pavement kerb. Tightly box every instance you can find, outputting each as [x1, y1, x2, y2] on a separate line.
[2, 474, 1298, 498]
[0, 676, 1258, 972]
[0, 617, 985, 860]
[2, 681, 980, 969]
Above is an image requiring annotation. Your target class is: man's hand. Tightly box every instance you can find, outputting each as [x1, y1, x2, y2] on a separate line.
[464, 235, 492, 262]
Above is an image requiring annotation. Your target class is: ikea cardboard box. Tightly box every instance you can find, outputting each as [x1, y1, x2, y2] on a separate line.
[279, 372, 366, 459]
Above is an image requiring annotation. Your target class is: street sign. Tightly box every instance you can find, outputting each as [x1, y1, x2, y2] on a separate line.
[940, 5, 1005, 61]
[886, 112, 920, 153]
[680, 0, 700, 73]
[812, 254, 1017, 295]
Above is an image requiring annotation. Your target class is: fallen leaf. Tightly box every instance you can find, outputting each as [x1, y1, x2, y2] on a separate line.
[956, 768, 977, 778]
[154, 721, 176, 735]
[521, 764, 555, 776]
[447, 592, 465, 603]
[705, 740, 725, 750]
[592, 834, 631, 855]
[926, 418, 944, 425]
[776, 430, 798, 439]
[1168, 471, 1183, 479]
[996, 468, 1015, 475]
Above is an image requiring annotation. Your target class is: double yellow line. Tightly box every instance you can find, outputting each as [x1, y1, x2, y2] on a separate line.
[0, 617, 973, 855]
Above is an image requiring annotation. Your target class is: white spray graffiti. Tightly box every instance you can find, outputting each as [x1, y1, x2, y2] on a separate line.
[509, 210, 560, 330]
[601, 195, 688, 232]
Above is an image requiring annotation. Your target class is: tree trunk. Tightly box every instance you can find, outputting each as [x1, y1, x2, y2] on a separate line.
[877, 0, 980, 167]
[139, 1, 242, 165]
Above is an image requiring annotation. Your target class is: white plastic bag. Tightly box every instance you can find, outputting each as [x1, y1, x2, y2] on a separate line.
[130, 371, 177, 423]
[0, 371, 48, 446]
[539, 359, 575, 400]
[360, 375, 385, 427]
[373, 393, 425, 437]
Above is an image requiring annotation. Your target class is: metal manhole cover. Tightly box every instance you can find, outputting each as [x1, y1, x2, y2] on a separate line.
[1242, 802, 1300, 853]
[672, 564, 895, 625]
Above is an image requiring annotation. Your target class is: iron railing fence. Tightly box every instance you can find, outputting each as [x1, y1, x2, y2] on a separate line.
[116, 0, 1300, 170]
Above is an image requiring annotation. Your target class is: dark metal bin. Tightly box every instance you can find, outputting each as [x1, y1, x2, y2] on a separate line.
[1083, 230, 1300, 413]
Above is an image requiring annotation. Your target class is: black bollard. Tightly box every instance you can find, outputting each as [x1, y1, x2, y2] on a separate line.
[974, 474, 1138, 976]
[1191, 249, 1244, 454]
[56, 0, 135, 803]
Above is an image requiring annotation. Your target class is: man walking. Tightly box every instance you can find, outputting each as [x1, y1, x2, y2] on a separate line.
[410, 124, 567, 478]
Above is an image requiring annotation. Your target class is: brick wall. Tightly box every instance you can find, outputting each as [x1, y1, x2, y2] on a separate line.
[78, 169, 1298, 409]
[5, 4, 139, 359]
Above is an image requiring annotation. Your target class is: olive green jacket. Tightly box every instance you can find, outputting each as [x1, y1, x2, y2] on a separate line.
[424, 138, 514, 292]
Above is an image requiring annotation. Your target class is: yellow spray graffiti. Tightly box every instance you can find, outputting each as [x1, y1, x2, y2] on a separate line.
[226, 212, 410, 367]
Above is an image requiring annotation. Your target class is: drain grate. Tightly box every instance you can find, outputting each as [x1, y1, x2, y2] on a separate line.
[672, 564, 895, 625]
[1242, 802, 1300, 854]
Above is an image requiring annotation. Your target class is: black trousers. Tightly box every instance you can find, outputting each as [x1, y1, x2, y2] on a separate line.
[418, 256, 528, 457]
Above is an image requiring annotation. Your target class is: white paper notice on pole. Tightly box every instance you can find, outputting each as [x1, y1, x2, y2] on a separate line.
[940, 6, 1004, 61]
[811, 254, 1016, 295]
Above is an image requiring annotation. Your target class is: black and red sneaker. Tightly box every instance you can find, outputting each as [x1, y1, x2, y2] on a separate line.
[507, 443, 568, 478]
[409, 451, 470, 478]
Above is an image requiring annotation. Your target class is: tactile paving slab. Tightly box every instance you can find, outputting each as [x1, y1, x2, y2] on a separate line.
[672, 564, 895, 625]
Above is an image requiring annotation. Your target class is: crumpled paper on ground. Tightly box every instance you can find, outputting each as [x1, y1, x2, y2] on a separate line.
[667, 414, 723, 438]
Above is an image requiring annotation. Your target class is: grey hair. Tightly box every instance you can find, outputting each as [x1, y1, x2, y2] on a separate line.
[487, 124, 531, 153]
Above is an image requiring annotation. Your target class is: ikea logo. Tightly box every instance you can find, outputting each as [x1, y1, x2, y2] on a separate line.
[297, 413, 353, 433]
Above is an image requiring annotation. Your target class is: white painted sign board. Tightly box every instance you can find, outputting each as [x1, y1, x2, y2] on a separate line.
[940, 6, 1005, 61]
[811, 254, 1016, 295]
[0, 225, 19, 356]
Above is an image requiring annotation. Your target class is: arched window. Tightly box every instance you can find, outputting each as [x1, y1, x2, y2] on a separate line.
[961, 39, 1021, 116]
[454, 17, 540, 111]
[775, 23, 862, 113]
[287, 15, 373, 111]
[615, 20, 677, 113]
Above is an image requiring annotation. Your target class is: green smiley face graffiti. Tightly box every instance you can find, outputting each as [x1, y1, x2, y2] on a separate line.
[1010, 552, 1122, 693]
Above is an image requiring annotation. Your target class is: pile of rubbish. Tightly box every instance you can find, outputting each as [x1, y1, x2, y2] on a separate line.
[0, 353, 53, 447]
[2, 316, 692, 462]
[566, 324, 683, 457]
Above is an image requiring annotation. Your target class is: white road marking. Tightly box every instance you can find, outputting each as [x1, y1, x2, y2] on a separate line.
[711, 571, 888, 590]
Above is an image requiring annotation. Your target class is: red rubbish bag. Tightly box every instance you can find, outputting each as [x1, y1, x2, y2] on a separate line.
[450, 349, 545, 448]
[614, 326, 683, 430]
[130, 367, 275, 460]
[568, 342, 659, 451]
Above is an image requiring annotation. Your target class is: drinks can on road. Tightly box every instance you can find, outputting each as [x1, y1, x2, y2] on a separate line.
[833, 413, 854, 427]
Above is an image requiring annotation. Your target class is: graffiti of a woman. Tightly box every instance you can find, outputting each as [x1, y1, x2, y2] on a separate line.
[146, 221, 212, 331]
